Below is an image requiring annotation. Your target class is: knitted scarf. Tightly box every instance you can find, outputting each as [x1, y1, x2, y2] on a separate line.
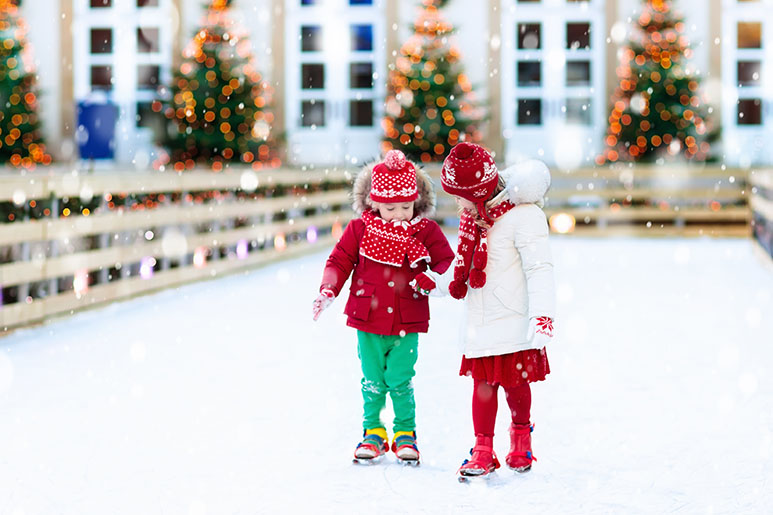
[359, 210, 430, 267]
[449, 200, 516, 299]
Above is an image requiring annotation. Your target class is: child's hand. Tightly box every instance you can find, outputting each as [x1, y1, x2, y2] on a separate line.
[409, 272, 436, 296]
[527, 316, 553, 347]
[312, 289, 335, 321]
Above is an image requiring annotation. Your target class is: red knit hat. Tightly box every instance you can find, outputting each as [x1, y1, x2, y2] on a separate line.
[370, 150, 418, 203]
[441, 142, 499, 223]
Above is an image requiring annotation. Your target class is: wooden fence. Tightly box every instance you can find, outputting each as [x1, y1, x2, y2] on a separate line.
[0, 163, 766, 332]
[0, 167, 353, 331]
[434, 164, 752, 237]
[751, 169, 773, 262]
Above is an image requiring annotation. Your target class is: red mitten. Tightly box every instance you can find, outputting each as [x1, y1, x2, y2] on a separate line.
[409, 272, 437, 296]
[312, 289, 335, 321]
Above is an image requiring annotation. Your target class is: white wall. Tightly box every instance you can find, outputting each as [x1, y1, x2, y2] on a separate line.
[21, 0, 64, 159]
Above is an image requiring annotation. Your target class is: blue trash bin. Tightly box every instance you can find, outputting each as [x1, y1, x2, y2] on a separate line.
[77, 100, 118, 159]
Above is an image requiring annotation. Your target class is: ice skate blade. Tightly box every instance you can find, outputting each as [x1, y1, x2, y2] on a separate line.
[352, 455, 384, 465]
[507, 464, 532, 473]
[397, 458, 420, 467]
[457, 471, 494, 483]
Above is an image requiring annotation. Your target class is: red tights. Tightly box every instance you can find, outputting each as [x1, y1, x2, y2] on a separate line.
[472, 379, 531, 437]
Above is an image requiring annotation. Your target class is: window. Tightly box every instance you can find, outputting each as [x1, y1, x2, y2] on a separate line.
[90, 28, 112, 54]
[350, 100, 373, 126]
[137, 65, 160, 89]
[737, 99, 762, 124]
[351, 25, 373, 51]
[91, 65, 113, 89]
[301, 26, 322, 52]
[567, 22, 591, 49]
[565, 98, 591, 125]
[737, 22, 762, 49]
[518, 99, 542, 125]
[737, 61, 761, 86]
[518, 23, 541, 50]
[302, 100, 325, 127]
[137, 28, 159, 53]
[566, 61, 591, 85]
[517, 61, 541, 86]
[301, 64, 325, 89]
[350, 62, 373, 88]
[136, 101, 164, 138]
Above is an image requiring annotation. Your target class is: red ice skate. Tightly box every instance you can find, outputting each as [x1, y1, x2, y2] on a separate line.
[457, 435, 500, 482]
[506, 423, 537, 472]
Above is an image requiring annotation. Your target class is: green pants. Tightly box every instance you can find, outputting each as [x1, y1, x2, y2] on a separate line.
[357, 331, 419, 433]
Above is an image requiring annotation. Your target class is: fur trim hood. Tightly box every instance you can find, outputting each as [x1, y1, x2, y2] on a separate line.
[351, 160, 436, 217]
[493, 159, 551, 208]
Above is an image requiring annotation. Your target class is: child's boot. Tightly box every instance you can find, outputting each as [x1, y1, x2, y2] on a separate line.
[353, 428, 388, 463]
[457, 435, 500, 480]
[392, 431, 420, 465]
[506, 423, 537, 472]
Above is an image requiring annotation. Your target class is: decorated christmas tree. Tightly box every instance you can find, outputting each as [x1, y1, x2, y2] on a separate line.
[598, 0, 712, 164]
[382, 0, 483, 163]
[155, 0, 277, 171]
[0, 0, 51, 169]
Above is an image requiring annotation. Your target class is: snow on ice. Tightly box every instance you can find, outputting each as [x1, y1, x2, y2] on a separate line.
[0, 237, 771, 514]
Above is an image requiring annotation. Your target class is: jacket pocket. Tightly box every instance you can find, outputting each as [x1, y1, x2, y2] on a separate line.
[399, 290, 430, 324]
[492, 284, 528, 315]
[345, 282, 376, 321]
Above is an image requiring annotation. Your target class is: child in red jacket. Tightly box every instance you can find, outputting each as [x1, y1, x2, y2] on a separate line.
[312, 150, 454, 465]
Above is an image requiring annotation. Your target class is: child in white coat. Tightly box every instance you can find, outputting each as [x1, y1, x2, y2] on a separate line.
[410, 142, 556, 479]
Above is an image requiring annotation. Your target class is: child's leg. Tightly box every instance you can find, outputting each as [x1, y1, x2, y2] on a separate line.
[357, 331, 390, 431]
[503, 383, 531, 425]
[382, 333, 419, 433]
[472, 379, 499, 437]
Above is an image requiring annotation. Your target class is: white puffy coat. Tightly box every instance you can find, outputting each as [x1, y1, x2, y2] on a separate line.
[433, 160, 556, 358]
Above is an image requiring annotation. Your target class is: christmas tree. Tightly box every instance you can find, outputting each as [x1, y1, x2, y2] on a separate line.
[382, 0, 483, 163]
[598, 0, 712, 164]
[0, 0, 51, 169]
[155, 0, 277, 171]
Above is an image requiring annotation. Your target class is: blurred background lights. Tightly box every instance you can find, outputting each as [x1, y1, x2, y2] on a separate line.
[236, 239, 249, 260]
[240, 170, 259, 192]
[161, 229, 188, 259]
[11, 190, 26, 206]
[332, 221, 343, 240]
[73, 269, 89, 297]
[193, 247, 207, 268]
[306, 226, 318, 244]
[139, 257, 156, 280]
[274, 233, 287, 252]
[549, 213, 576, 234]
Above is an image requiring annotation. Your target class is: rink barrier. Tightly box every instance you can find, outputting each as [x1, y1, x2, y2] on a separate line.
[0, 167, 353, 332]
[750, 169, 773, 262]
[432, 164, 752, 237]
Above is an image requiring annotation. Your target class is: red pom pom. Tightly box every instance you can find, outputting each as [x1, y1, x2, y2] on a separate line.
[449, 280, 468, 299]
[384, 149, 406, 170]
[469, 269, 486, 288]
[472, 249, 487, 270]
[453, 142, 475, 160]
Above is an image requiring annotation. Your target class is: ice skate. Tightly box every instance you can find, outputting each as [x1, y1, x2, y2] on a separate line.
[353, 428, 388, 465]
[392, 431, 420, 466]
[506, 423, 537, 473]
[457, 435, 500, 482]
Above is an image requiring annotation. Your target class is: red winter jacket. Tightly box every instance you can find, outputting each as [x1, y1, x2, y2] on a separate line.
[320, 218, 454, 336]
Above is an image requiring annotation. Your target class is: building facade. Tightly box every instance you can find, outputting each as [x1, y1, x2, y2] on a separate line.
[19, 0, 773, 168]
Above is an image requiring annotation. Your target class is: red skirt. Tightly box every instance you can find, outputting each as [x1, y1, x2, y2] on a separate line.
[459, 348, 550, 387]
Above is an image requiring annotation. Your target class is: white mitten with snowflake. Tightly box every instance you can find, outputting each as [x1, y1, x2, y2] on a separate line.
[526, 316, 553, 348]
